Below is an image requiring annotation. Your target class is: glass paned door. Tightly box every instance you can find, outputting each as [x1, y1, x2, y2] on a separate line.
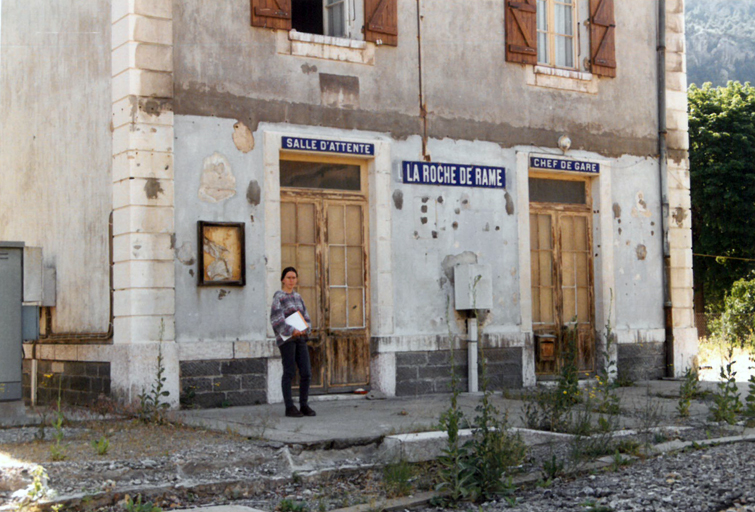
[530, 209, 594, 375]
[281, 195, 370, 392]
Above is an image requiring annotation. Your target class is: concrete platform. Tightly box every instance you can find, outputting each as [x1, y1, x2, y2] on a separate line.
[177, 379, 726, 448]
[0, 401, 38, 427]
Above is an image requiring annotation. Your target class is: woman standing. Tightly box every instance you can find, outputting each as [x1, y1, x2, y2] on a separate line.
[270, 267, 317, 418]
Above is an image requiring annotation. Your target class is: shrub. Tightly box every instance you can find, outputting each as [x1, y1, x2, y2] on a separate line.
[709, 274, 755, 348]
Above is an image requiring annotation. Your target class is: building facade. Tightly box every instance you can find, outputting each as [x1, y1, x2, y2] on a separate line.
[0, 0, 697, 408]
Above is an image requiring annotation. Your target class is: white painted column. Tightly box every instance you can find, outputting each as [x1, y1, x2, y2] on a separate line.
[110, 0, 178, 406]
[665, 0, 698, 376]
[515, 151, 536, 388]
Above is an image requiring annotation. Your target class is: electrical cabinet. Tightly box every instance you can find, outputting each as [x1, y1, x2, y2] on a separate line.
[0, 243, 24, 402]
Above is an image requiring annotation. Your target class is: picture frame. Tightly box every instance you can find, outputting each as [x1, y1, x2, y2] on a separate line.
[197, 221, 246, 286]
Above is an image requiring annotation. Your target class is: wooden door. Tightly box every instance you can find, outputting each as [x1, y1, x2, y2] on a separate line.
[281, 195, 370, 393]
[530, 208, 595, 375]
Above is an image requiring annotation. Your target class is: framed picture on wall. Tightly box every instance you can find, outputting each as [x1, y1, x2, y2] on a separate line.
[197, 221, 246, 286]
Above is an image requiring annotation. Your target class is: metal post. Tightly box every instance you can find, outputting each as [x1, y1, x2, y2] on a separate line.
[468, 317, 479, 393]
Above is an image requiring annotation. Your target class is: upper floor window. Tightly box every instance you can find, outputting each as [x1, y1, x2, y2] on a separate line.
[291, 0, 363, 39]
[252, 0, 399, 46]
[505, 0, 616, 78]
[537, 0, 576, 69]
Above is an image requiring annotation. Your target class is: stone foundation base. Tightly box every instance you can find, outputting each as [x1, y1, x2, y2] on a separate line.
[180, 358, 268, 409]
[395, 347, 523, 396]
[617, 342, 667, 382]
[22, 360, 111, 406]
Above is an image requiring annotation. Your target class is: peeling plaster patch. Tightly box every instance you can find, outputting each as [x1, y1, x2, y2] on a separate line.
[218, 289, 229, 300]
[636, 244, 647, 260]
[199, 152, 236, 203]
[176, 243, 196, 266]
[437, 196, 444, 204]
[246, 180, 261, 206]
[170, 234, 176, 249]
[612, 203, 621, 219]
[320, 73, 359, 109]
[504, 191, 515, 215]
[301, 63, 318, 74]
[631, 192, 652, 218]
[452, 221, 459, 230]
[460, 194, 470, 209]
[189, 269, 195, 277]
[144, 178, 164, 199]
[441, 251, 478, 285]
[484, 223, 490, 232]
[672, 207, 688, 227]
[618, 228, 622, 235]
[232, 121, 254, 153]
[392, 190, 403, 210]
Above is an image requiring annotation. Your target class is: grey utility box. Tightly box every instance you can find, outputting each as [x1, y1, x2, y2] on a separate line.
[454, 263, 493, 310]
[0, 242, 24, 402]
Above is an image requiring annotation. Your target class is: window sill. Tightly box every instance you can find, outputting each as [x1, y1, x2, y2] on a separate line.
[526, 65, 598, 94]
[277, 29, 375, 65]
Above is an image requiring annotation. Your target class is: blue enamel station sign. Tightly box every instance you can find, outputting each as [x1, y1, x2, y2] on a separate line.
[402, 161, 506, 189]
[529, 156, 600, 174]
[282, 136, 375, 156]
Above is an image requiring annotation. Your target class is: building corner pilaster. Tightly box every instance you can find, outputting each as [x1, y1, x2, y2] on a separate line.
[110, 0, 178, 406]
[665, 0, 698, 376]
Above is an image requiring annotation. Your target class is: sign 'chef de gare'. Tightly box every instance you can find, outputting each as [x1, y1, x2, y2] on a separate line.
[530, 156, 600, 174]
[402, 161, 506, 189]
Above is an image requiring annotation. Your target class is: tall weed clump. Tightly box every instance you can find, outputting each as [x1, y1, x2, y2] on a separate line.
[435, 297, 526, 505]
[137, 319, 171, 424]
[709, 346, 743, 424]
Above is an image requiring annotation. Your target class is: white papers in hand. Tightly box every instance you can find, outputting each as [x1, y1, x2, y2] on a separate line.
[280, 311, 309, 341]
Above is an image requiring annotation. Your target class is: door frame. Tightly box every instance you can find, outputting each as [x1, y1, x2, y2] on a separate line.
[529, 199, 596, 376]
[280, 184, 372, 393]
[263, 131, 394, 402]
[515, 152, 615, 386]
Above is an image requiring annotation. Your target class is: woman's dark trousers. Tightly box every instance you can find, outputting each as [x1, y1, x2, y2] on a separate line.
[278, 338, 311, 409]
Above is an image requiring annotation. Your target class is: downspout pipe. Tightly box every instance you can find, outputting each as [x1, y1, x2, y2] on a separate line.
[657, 0, 673, 377]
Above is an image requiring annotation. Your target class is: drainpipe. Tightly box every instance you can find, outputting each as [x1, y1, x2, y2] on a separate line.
[416, 0, 429, 161]
[657, 0, 673, 376]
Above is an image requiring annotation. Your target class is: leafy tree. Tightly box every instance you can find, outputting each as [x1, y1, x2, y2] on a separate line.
[688, 82, 755, 308]
[708, 273, 755, 347]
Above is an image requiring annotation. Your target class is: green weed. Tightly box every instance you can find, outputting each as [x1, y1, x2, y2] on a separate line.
[123, 495, 162, 512]
[91, 436, 110, 456]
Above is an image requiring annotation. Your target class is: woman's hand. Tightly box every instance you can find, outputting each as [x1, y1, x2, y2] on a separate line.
[292, 329, 304, 337]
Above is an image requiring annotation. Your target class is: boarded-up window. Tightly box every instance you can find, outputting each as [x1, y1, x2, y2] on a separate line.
[364, 0, 398, 46]
[251, 0, 292, 30]
[505, 0, 538, 65]
[590, 0, 616, 77]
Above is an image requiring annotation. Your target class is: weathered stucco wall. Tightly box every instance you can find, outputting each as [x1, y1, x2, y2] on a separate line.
[172, 0, 658, 158]
[172, 116, 665, 360]
[0, 0, 112, 331]
[610, 160, 665, 332]
[173, 115, 269, 348]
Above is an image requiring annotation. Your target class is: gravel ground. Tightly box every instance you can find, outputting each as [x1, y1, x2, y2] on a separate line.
[419, 441, 755, 512]
[0, 413, 751, 511]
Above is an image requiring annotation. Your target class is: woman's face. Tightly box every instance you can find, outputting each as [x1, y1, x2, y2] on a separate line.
[282, 271, 298, 291]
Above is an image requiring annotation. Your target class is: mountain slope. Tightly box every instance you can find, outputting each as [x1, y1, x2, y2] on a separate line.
[686, 0, 755, 87]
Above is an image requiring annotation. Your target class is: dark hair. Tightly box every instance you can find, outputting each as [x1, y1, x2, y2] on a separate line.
[281, 266, 298, 281]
